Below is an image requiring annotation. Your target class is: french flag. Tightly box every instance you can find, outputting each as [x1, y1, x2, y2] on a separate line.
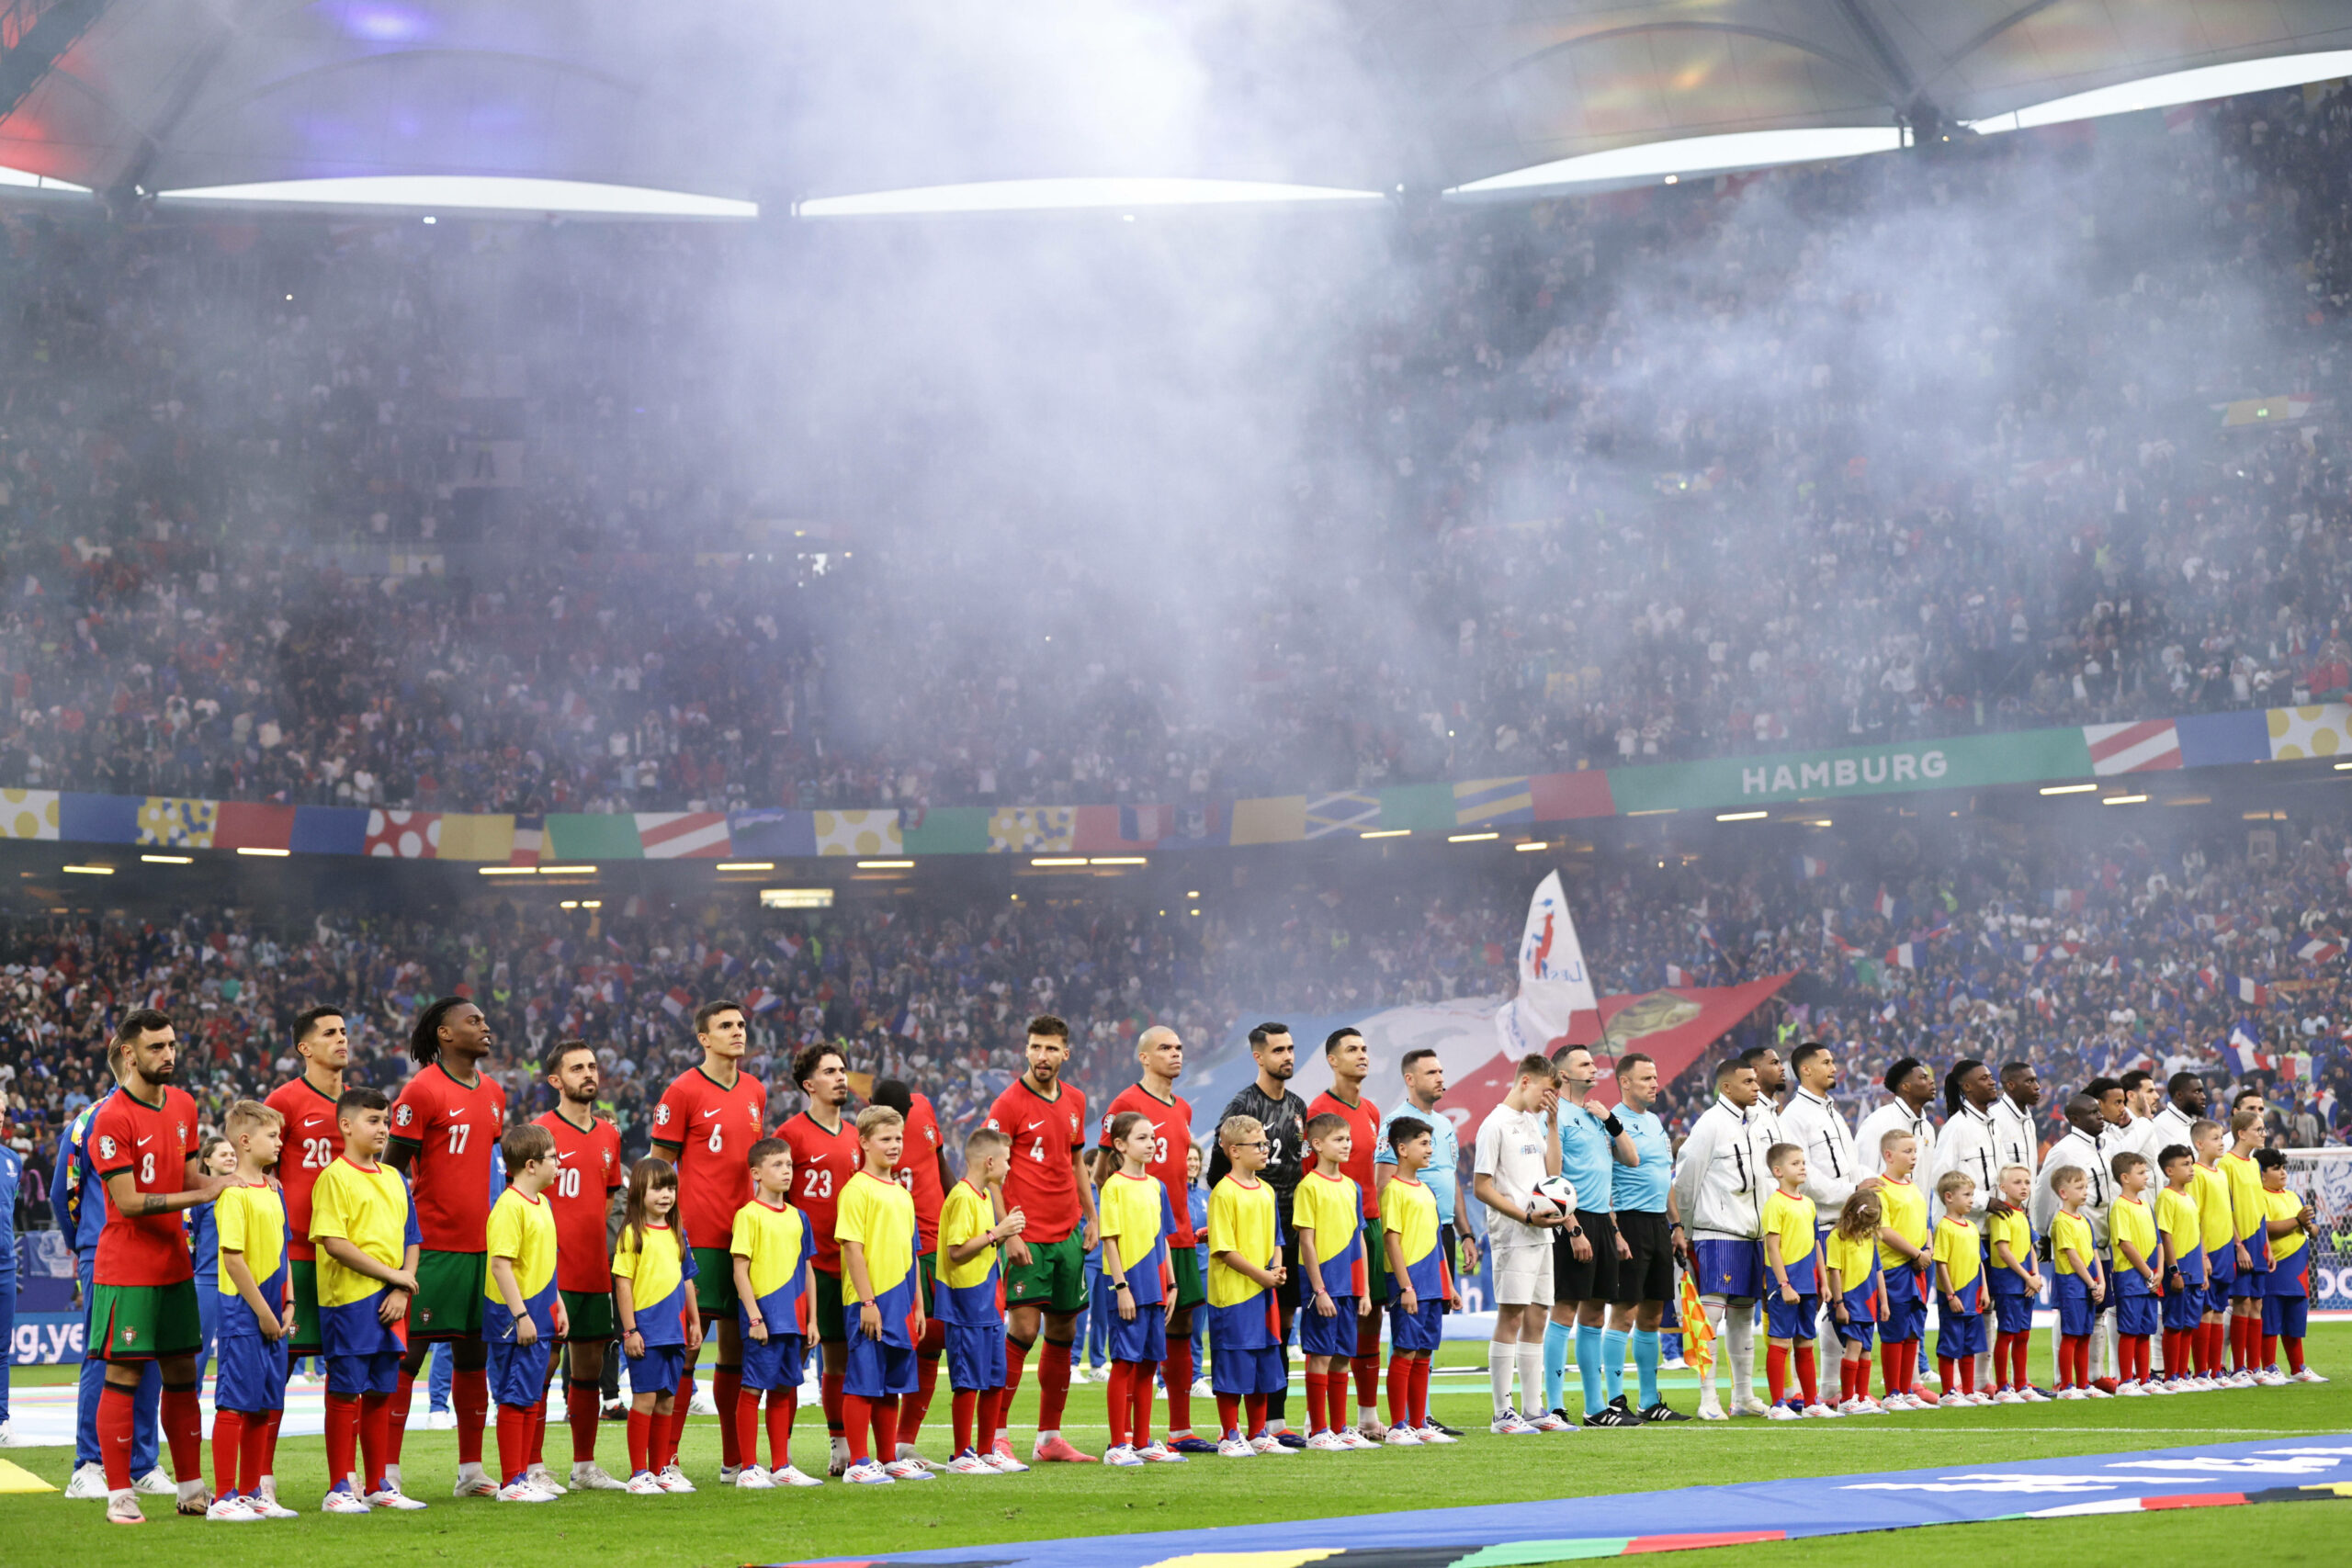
[2296, 937, 2343, 964]
[661, 987, 692, 1021]
[2224, 1027, 2271, 1075]
[743, 987, 784, 1015]
[1796, 854, 1828, 881]
[2232, 976, 2270, 1005]
[1886, 942, 1920, 970]
[1666, 963, 1692, 987]
[1874, 886, 1898, 920]
[774, 932, 804, 961]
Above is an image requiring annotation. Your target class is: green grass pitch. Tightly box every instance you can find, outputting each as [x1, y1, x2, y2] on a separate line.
[3, 1325, 2347, 1566]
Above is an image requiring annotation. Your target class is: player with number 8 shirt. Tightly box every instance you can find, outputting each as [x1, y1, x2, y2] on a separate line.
[650, 1000, 769, 1481]
[264, 1006, 353, 1361]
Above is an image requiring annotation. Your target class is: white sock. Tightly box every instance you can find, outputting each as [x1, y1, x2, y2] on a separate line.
[1725, 1310, 1756, 1403]
[1516, 1341, 1545, 1415]
[1699, 1298, 1728, 1395]
[1488, 1339, 1515, 1416]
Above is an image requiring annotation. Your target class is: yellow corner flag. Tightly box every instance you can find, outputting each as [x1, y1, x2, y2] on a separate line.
[1679, 1269, 1716, 1381]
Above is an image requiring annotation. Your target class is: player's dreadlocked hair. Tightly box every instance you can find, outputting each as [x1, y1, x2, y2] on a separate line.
[410, 996, 470, 1066]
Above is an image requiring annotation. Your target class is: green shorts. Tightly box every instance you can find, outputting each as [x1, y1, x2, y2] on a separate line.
[288, 1258, 323, 1355]
[1170, 1247, 1206, 1311]
[88, 1280, 203, 1361]
[407, 1249, 487, 1341]
[1005, 1233, 1089, 1315]
[918, 1251, 936, 1314]
[814, 1268, 846, 1342]
[1361, 1216, 1388, 1304]
[692, 1246, 738, 1316]
[561, 1288, 616, 1342]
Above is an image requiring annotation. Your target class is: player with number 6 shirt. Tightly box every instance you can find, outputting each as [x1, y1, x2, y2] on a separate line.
[650, 1000, 769, 1481]
[264, 1006, 352, 1361]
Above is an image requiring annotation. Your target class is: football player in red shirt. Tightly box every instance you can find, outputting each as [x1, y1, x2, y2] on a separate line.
[385, 997, 509, 1498]
[1304, 1027, 1386, 1438]
[266, 1006, 348, 1387]
[983, 1014, 1100, 1463]
[871, 1077, 953, 1463]
[534, 1038, 627, 1491]
[1090, 1025, 1210, 1451]
[649, 999, 767, 1481]
[86, 1009, 225, 1524]
[775, 1043, 862, 1472]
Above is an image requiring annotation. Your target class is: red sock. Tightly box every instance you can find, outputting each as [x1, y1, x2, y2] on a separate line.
[323, 1393, 359, 1495]
[1037, 1339, 1073, 1432]
[666, 1374, 695, 1467]
[1244, 1392, 1267, 1438]
[360, 1390, 393, 1492]
[1880, 1343, 1902, 1395]
[1767, 1345, 1789, 1405]
[844, 1393, 874, 1465]
[1302, 1370, 1327, 1433]
[261, 1406, 283, 1481]
[627, 1409, 652, 1475]
[736, 1384, 764, 1470]
[1386, 1356, 1411, 1427]
[569, 1381, 602, 1462]
[715, 1366, 743, 1470]
[239, 1407, 269, 1495]
[1958, 1356, 1975, 1395]
[821, 1367, 845, 1438]
[384, 1369, 413, 1467]
[2016, 1331, 2034, 1390]
[978, 1387, 1003, 1455]
[1164, 1337, 1194, 1435]
[2229, 1316, 2248, 1371]
[1796, 1345, 1818, 1405]
[213, 1409, 246, 1497]
[1129, 1361, 1154, 1449]
[1216, 1392, 1241, 1438]
[902, 1349, 941, 1448]
[1351, 1350, 1379, 1416]
[1104, 1363, 1132, 1448]
[1936, 1356, 1955, 1395]
[766, 1391, 797, 1472]
[2287, 1337, 2306, 1374]
[453, 1364, 488, 1467]
[2204, 1320, 2224, 1374]
[873, 1394, 900, 1462]
[160, 1383, 202, 1482]
[2262, 1333, 2279, 1369]
[495, 1404, 527, 1485]
[1410, 1357, 1431, 1428]
[953, 1389, 977, 1455]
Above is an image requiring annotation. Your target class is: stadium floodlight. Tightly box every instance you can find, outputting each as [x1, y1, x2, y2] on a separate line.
[1448, 830, 1499, 843]
[477, 865, 535, 876]
[2039, 783, 2098, 795]
[760, 887, 835, 909]
[856, 859, 915, 869]
[1360, 829, 1410, 840]
[1715, 810, 1770, 822]
[1514, 840, 1548, 852]
[140, 854, 193, 865]
[157, 175, 757, 219]
[794, 177, 1383, 218]
[1969, 51, 2352, 135]
[0, 166, 91, 193]
[715, 861, 775, 872]
[236, 846, 291, 857]
[62, 864, 114, 875]
[2102, 794, 2149, 806]
[1449, 128, 1905, 197]
[1030, 856, 1090, 867]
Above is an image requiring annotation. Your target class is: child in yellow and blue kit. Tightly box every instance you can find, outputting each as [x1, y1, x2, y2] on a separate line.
[1932, 1172, 1986, 1403]
[1206, 1114, 1289, 1456]
[1759, 1145, 1820, 1417]
[1823, 1191, 1882, 1412]
[731, 1137, 818, 1488]
[484, 1125, 565, 1501]
[936, 1127, 1027, 1473]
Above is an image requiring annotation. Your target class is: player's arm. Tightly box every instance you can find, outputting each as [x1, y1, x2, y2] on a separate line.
[1073, 1142, 1100, 1250]
[2117, 1233, 2154, 1284]
[1765, 1229, 1796, 1302]
[650, 1140, 684, 1164]
[1826, 1260, 1847, 1320]
[223, 1247, 284, 1340]
[2264, 1210, 2305, 1238]
[100, 1166, 220, 1217]
[1668, 1117, 1713, 1223]
[1934, 1248, 1957, 1303]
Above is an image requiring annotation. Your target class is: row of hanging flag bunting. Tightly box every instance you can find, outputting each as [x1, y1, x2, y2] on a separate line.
[0, 701, 2346, 863]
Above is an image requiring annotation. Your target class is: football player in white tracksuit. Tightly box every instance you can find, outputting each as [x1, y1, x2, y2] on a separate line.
[1669, 1059, 1779, 1419]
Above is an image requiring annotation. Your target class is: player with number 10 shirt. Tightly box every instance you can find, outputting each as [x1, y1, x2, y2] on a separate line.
[263, 1005, 353, 1358]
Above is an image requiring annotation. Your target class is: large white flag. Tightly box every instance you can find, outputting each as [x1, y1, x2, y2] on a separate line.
[1495, 870, 1597, 1058]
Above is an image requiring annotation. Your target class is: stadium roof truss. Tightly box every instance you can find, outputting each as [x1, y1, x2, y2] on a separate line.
[0, 2, 2349, 216]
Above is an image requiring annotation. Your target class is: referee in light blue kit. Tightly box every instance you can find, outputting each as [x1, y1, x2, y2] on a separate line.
[1606, 1053, 1689, 1422]
[1375, 1047, 1477, 1439]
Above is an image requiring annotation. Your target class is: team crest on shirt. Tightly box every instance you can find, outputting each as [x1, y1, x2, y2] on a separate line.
[421, 1307, 435, 1325]
[122, 1327, 138, 1345]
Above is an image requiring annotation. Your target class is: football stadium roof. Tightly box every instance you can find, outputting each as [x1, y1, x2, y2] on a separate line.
[2, 2, 2350, 217]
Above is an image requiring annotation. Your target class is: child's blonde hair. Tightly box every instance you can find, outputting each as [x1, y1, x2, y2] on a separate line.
[1834, 1190, 1883, 1243]
[1934, 1170, 1974, 1202]
[855, 1105, 904, 1139]
[223, 1100, 282, 1145]
[1218, 1114, 1265, 1149]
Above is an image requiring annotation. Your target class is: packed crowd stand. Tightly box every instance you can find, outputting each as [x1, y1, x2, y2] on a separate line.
[3, 796, 2346, 1239]
[7, 91, 2352, 813]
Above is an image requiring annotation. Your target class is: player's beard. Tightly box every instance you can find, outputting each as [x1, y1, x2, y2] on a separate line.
[144, 1058, 177, 1085]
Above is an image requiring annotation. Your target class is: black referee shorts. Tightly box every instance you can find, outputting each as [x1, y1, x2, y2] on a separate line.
[1554, 1209, 1620, 1303]
[1612, 1209, 1675, 1305]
